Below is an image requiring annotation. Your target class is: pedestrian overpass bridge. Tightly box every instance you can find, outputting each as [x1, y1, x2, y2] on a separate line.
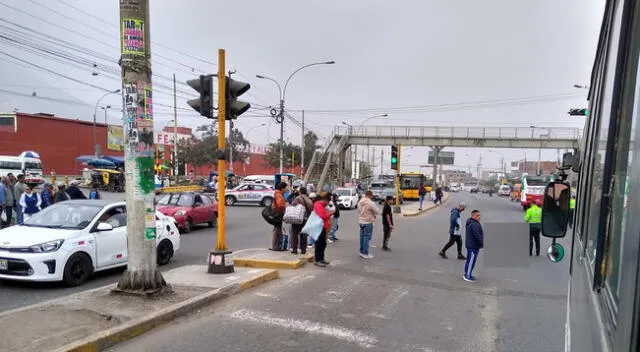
[304, 125, 582, 189]
[333, 125, 582, 149]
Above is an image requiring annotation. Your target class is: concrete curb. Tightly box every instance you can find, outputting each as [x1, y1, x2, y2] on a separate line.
[234, 253, 314, 269]
[402, 193, 450, 217]
[52, 269, 279, 352]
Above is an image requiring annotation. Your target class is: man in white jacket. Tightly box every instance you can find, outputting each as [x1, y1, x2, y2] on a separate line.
[357, 191, 379, 259]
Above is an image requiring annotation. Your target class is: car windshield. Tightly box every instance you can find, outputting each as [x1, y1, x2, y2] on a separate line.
[157, 193, 194, 207]
[370, 182, 390, 189]
[23, 203, 104, 229]
[334, 189, 352, 196]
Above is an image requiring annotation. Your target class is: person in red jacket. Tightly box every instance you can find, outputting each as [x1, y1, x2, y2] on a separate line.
[271, 182, 288, 251]
[313, 192, 334, 267]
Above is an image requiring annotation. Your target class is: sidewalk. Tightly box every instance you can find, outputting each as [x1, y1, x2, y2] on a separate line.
[0, 266, 278, 352]
[232, 248, 314, 269]
[401, 192, 450, 217]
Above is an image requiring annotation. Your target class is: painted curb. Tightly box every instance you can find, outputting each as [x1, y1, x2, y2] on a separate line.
[402, 193, 450, 217]
[52, 269, 279, 352]
[234, 253, 313, 269]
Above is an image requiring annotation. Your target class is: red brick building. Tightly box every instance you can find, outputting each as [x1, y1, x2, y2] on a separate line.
[0, 112, 301, 177]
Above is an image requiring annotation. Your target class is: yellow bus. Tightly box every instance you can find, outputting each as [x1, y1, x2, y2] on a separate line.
[400, 172, 432, 200]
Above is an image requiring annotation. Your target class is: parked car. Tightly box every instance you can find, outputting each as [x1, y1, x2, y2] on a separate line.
[224, 183, 275, 207]
[470, 187, 479, 193]
[0, 200, 180, 286]
[156, 192, 218, 233]
[369, 181, 393, 201]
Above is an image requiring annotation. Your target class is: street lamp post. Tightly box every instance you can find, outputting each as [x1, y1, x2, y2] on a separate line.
[256, 61, 335, 174]
[530, 125, 553, 175]
[93, 89, 120, 157]
[488, 149, 505, 179]
[342, 114, 388, 180]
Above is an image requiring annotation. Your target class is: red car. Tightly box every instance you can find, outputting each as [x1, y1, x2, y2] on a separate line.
[156, 192, 218, 233]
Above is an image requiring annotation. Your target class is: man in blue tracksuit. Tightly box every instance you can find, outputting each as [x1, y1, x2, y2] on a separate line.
[439, 202, 467, 259]
[463, 209, 484, 282]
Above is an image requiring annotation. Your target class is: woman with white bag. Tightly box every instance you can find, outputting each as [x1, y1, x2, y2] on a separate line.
[302, 192, 334, 267]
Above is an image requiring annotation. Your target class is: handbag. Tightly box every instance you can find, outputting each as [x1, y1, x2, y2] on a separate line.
[283, 204, 305, 224]
[301, 210, 323, 241]
[261, 206, 283, 226]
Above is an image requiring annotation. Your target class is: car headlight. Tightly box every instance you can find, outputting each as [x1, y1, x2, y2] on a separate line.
[174, 210, 187, 216]
[30, 239, 64, 253]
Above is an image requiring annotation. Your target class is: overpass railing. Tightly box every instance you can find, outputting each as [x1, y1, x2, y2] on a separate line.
[334, 126, 582, 141]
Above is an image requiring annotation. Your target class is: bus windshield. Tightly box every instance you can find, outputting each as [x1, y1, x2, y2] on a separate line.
[24, 161, 42, 170]
[400, 174, 423, 189]
[524, 176, 552, 186]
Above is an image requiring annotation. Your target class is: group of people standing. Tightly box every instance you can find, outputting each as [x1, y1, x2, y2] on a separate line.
[0, 174, 94, 228]
[268, 183, 396, 267]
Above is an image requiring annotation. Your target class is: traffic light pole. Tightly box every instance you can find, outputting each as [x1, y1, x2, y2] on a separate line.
[393, 144, 401, 213]
[208, 48, 234, 274]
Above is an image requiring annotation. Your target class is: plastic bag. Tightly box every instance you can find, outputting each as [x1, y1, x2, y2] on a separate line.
[301, 210, 323, 241]
[0, 209, 6, 223]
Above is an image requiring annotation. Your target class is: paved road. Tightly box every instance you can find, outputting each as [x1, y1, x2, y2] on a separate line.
[0, 190, 330, 312]
[110, 192, 571, 352]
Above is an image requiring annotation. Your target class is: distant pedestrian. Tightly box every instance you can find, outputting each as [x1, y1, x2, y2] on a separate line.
[433, 186, 443, 205]
[290, 187, 313, 254]
[313, 192, 334, 267]
[65, 181, 87, 200]
[328, 193, 340, 242]
[19, 186, 41, 222]
[89, 183, 102, 199]
[13, 174, 26, 224]
[357, 190, 379, 259]
[2, 177, 14, 227]
[270, 182, 288, 251]
[382, 196, 394, 251]
[569, 195, 576, 229]
[418, 183, 427, 210]
[439, 202, 467, 260]
[55, 184, 71, 203]
[524, 200, 542, 256]
[463, 210, 484, 282]
[41, 183, 54, 208]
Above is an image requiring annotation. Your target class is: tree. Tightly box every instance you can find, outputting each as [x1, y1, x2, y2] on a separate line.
[191, 124, 251, 165]
[303, 131, 320, 169]
[176, 136, 213, 167]
[264, 142, 302, 170]
[116, 0, 166, 292]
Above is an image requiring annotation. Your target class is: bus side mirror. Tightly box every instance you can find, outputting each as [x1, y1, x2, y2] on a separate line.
[541, 181, 571, 238]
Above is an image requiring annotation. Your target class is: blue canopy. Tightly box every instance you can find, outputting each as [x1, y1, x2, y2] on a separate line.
[101, 156, 125, 166]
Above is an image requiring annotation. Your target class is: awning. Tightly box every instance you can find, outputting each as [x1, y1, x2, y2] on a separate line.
[101, 156, 125, 166]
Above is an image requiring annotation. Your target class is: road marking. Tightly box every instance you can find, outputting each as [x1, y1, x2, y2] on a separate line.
[284, 273, 316, 285]
[229, 308, 377, 348]
[479, 285, 500, 350]
[369, 287, 408, 319]
[304, 302, 330, 309]
[429, 269, 442, 274]
[319, 277, 364, 305]
[254, 292, 280, 300]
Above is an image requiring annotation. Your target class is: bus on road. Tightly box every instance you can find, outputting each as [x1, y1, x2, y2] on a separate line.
[521, 173, 554, 209]
[399, 172, 431, 200]
[555, 1, 640, 350]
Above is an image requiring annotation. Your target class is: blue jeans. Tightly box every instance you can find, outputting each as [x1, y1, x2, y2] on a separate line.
[15, 202, 23, 225]
[329, 218, 338, 240]
[359, 223, 373, 255]
[418, 195, 425, 209]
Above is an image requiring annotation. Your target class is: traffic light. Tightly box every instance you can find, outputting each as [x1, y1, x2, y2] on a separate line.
[226, 77, 251, 119]
[568, 108, 588, 116]
[187, 74, 215, 118]
[391, 145, 398, 170]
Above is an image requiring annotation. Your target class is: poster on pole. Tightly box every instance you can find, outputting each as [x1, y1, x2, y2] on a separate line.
[107, 125, 125, 151]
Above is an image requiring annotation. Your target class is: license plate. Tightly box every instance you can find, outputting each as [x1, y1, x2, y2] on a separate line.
[0, 259, 7, 271]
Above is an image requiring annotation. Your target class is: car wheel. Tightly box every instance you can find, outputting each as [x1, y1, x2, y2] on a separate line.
[261, 197, 273, 207]
[62, 253, 93, 287]
[183, 218, 193, 233]
[208, 212, 218, 228]
[225, 196, 236, 206]
[156, 240, 174, 266]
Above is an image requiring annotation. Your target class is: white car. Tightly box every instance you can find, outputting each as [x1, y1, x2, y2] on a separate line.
[0, 200, 180, 286]
[333, 187, 359, 209]
[224, 182, 275, 207]
[498, 185, 511, 197]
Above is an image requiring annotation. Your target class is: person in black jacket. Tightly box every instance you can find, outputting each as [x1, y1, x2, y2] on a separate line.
[65, 181, 87, 200]
[463, 210, 484, 282]
[328, 193, 340, 242]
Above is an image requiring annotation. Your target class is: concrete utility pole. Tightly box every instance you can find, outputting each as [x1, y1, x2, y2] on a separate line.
[173, 73, 178, 179]
[301, 110, 305, 177]
[116, 0, 166, 292]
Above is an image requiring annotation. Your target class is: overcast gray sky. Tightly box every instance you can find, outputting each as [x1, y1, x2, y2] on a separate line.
[0, 0, 604, 174]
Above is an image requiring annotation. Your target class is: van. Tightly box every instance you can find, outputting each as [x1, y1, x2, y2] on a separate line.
[498, 185, 511, 197]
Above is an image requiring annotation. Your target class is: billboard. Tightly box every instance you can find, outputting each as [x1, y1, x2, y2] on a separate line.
[107, 125, 124, 151]
[428, 151, 454, 165]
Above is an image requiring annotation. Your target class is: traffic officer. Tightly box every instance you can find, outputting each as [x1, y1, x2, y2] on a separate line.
[569, 195, 576, 228]
[524, 199, 542, 256]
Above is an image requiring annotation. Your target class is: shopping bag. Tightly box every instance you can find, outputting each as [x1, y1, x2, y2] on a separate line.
[301, 211, 323, 241]
[283, 204, 305, 224]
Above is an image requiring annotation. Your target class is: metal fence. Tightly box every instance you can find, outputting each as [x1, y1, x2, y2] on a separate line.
[334, 125, 582, 141]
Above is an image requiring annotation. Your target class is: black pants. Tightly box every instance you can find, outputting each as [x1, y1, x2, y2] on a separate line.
[290, 224, 307, 254]
[441, 234, 462, 255]
[530, 228, 541, 256]
[314, 229, 327, 262]
[383, 225, 391, 248]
